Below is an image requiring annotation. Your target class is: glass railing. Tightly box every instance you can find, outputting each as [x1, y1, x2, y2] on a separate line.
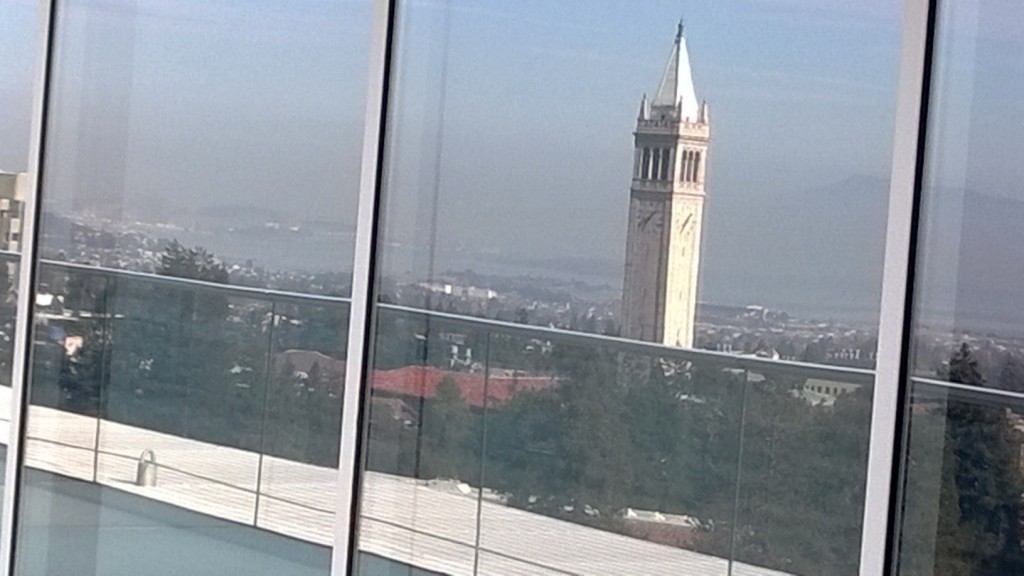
[27, 256, 349, 467]
[361, 305, 873, 576]
[894, 376, 1024, 574]
[12, 254, 349, 545]
[2, 255, 874, 575]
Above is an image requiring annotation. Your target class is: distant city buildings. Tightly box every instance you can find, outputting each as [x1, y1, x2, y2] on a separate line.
[419, 281, 497, 300]
[621, 23, 710, 348]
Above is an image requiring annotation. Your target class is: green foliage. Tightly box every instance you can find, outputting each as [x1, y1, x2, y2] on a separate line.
[418, 376, 477, 480]
[103, 241, 242, 443]
[479, 344, 870, 575]
[734, 378, 869, 575]
[927, 344, 1024, 576]
[159, 240, 229, 284]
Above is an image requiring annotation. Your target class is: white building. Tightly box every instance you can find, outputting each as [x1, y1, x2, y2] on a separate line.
[621, 23, 710, 348]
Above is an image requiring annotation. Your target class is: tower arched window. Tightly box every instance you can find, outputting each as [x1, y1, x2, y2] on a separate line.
[682, 150, 691, 182]
[660, 148, 670, 180]
[651, 149, 661, 181]
[641, 147, 651, 179]
[694, 151, 702, 183]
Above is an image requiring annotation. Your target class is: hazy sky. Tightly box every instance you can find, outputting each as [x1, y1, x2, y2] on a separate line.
[380, 0, 902, 318]
[913, 0, 1024, 333]
[0, 0, 39, 171]
[4, 0, 1020, 325]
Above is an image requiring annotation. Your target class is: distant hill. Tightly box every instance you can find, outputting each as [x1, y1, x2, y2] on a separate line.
[954, 190, 1024, 337]
[701, 174, 888, 322]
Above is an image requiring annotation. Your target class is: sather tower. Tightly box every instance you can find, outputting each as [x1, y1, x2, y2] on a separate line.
[621, 22, 710, 347]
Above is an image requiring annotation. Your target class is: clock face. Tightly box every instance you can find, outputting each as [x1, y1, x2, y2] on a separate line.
[635, 201, 665, 233]
[677, 212, 693, 236]
[674, 204, 700, 260]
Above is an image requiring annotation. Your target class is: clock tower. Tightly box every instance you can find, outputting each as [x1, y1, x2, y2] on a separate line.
[621, 22, 710, 347]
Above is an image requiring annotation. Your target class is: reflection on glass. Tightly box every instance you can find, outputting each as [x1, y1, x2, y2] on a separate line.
[733, 372, 871, 574]
[376, 1, 898, 355]
[475, 333, 745, 575]
[358, 3, 898, 573]
[358, 305, 875, 575]
[15, 0, 369, 573]
[0, 0, 41, 512]
[898, 380, 1024, 574]
[897, 0, 1024, 572]
[908, 0, 1024, 390]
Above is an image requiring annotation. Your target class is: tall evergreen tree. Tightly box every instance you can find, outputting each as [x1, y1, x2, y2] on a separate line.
[931, 343, 1024, 575]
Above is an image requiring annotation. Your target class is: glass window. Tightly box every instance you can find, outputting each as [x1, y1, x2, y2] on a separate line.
[355, 2, 901, 575]
[0, 0, 41, 510]
[895, 0, 1024, 572]
[13, 1, 371, 574]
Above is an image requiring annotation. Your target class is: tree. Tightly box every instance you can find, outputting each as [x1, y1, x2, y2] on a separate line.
[480, 345, 874, 574]
[929, 343, 1024, 575]
[418, 376, 477, 481]
[729, 372, 870, 576]
[105, 242, 256, 448]
[158, 240, 229, 284]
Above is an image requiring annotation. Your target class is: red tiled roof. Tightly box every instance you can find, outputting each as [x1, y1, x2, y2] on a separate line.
[275, 350, 557, 407]
[370, 365, 557, 407]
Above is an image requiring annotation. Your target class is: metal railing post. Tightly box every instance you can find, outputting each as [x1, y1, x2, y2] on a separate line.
[727, 370, 750, 576]
[332, 0, 397, 573]
[471, 331, 492, 574]
[859, 0, 937, 573]
[254, 300, 277, 527]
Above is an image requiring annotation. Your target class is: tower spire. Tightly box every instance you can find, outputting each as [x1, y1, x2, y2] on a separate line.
[653, 22, 699, 122]
[638, 93, 649, 120]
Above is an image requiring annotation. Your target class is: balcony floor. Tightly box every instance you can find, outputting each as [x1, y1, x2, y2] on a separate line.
[0, 386, 792, 576]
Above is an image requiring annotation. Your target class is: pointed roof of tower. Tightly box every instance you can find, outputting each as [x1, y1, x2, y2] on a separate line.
[652, 21, 700, 122]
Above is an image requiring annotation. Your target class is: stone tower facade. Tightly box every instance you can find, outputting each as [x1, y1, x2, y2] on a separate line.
[621, 23, 709, 348]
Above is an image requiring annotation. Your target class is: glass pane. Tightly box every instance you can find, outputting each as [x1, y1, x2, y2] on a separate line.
[0, 0, 41, 507]
[898, 381, 1024, 574]
[357, 2, 901, 574]
[896, 0, 1024, 572]
[14, 0, 370, 573]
